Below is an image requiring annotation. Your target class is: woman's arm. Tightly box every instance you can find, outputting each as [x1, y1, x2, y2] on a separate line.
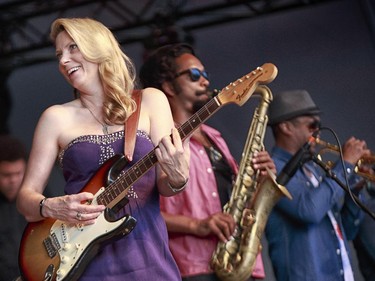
[17, 105, 63, 221]
[16, 105, 105, 224]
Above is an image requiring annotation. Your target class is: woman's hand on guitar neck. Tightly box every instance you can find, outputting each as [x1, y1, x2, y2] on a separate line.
[155, 128, 190, 196]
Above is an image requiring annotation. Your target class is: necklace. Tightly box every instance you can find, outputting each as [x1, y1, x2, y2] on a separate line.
[209, 146, 223, 162]
[80, 99, 109, 135]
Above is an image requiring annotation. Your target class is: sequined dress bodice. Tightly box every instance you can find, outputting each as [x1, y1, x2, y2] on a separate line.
[58, 131, 181, 281]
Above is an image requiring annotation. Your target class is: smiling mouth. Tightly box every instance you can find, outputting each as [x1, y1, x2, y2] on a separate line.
[67, 66, 80, 76]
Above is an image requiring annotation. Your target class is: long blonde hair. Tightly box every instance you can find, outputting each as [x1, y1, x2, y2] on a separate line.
[50, 17, 136, 124]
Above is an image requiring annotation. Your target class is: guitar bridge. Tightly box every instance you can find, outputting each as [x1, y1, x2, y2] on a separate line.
[43, 232, 61, 258]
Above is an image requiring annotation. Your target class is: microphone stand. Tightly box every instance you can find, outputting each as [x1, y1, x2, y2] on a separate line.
[310, 154, 375, 221]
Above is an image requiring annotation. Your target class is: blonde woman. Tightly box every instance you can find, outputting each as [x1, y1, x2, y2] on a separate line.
[17, 18, 189, 280]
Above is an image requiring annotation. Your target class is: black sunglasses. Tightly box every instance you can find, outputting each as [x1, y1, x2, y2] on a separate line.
[308, 119, 321, 130]
[175, 68, 209, 82]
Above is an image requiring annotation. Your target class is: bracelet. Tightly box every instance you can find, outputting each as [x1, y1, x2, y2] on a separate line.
[39, 197, 47, 218]
[168, 178, 189, 193]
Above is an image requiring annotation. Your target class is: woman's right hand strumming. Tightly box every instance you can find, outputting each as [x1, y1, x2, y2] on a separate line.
[40, 192, 106, 225]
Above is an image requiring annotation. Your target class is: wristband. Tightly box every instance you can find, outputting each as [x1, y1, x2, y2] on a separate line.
[168, 178, 189, 193]
[39, 197, 47, 218]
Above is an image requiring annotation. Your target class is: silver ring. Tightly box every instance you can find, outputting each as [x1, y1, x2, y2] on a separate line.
[76, 212, 82, 220]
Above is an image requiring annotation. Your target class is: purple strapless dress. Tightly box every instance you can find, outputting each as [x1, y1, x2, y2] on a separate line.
[58, 131, 181, 281]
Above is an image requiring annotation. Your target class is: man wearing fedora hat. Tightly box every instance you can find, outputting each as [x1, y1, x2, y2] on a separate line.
[264, 89, 370, 281]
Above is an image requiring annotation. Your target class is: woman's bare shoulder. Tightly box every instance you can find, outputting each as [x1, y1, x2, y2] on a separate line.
[41, 100, 80, 120]
[140, 87, 169, 109]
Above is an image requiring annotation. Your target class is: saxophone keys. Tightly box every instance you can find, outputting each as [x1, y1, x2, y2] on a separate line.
[241, 208, 256, 227]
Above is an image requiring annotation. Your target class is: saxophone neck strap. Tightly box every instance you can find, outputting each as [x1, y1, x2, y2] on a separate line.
[124, 89, 142, 162]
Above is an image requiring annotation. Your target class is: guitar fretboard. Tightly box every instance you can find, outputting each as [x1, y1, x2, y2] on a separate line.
[96, 96, 222, 207]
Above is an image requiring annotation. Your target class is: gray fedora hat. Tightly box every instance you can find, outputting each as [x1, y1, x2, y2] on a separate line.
[268, 89, 321, 125]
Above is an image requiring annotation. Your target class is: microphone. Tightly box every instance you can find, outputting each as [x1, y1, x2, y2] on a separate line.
[276, 133, 317, 186]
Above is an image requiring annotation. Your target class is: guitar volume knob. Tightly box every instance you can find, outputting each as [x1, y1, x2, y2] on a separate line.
[56, 269, 66, 279]
[62, 243, 71, 251]
[60, 255, 70, 264]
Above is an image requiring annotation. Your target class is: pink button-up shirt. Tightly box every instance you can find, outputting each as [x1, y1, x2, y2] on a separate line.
[160, 124, 265, 278]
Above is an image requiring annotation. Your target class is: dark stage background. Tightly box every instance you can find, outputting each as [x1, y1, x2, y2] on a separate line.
[3, 0, 374, 280]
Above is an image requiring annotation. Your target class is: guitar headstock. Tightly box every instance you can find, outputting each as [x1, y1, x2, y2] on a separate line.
[216, 63, 278, 106]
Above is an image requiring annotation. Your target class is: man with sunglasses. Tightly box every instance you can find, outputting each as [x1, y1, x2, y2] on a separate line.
[139, 43, 276, 281]
[265, 89, 370, 281]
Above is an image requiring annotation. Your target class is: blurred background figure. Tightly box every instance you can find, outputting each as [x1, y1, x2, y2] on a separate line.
[0, 134, 27, 281]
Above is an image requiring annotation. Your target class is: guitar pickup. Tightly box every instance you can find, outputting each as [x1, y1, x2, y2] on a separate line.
[43, 232, 61, 258]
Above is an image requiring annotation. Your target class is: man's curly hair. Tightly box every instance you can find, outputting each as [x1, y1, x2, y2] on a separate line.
[139, 43, 195, 90]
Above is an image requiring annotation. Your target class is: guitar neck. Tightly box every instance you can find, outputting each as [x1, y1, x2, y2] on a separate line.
[178, 96, 221, 140]
[97, 96, 222, 208]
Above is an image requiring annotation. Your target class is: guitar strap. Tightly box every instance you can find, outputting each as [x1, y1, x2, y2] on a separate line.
[124, 89, 142, 162]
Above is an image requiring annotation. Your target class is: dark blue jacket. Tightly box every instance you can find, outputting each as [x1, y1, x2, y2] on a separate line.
[265, 146, 363, 281]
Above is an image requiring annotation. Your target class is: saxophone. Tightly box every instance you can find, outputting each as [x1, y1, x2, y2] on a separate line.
[211, 85, 292, 281]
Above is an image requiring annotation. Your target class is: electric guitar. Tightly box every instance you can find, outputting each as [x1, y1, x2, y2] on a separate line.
[18, 63, 278, 281]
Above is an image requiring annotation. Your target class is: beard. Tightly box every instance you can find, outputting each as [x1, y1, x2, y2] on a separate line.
[171, 81, 212, 114]
[192, 99, 207, 113]
[192, 89, 211, 113]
